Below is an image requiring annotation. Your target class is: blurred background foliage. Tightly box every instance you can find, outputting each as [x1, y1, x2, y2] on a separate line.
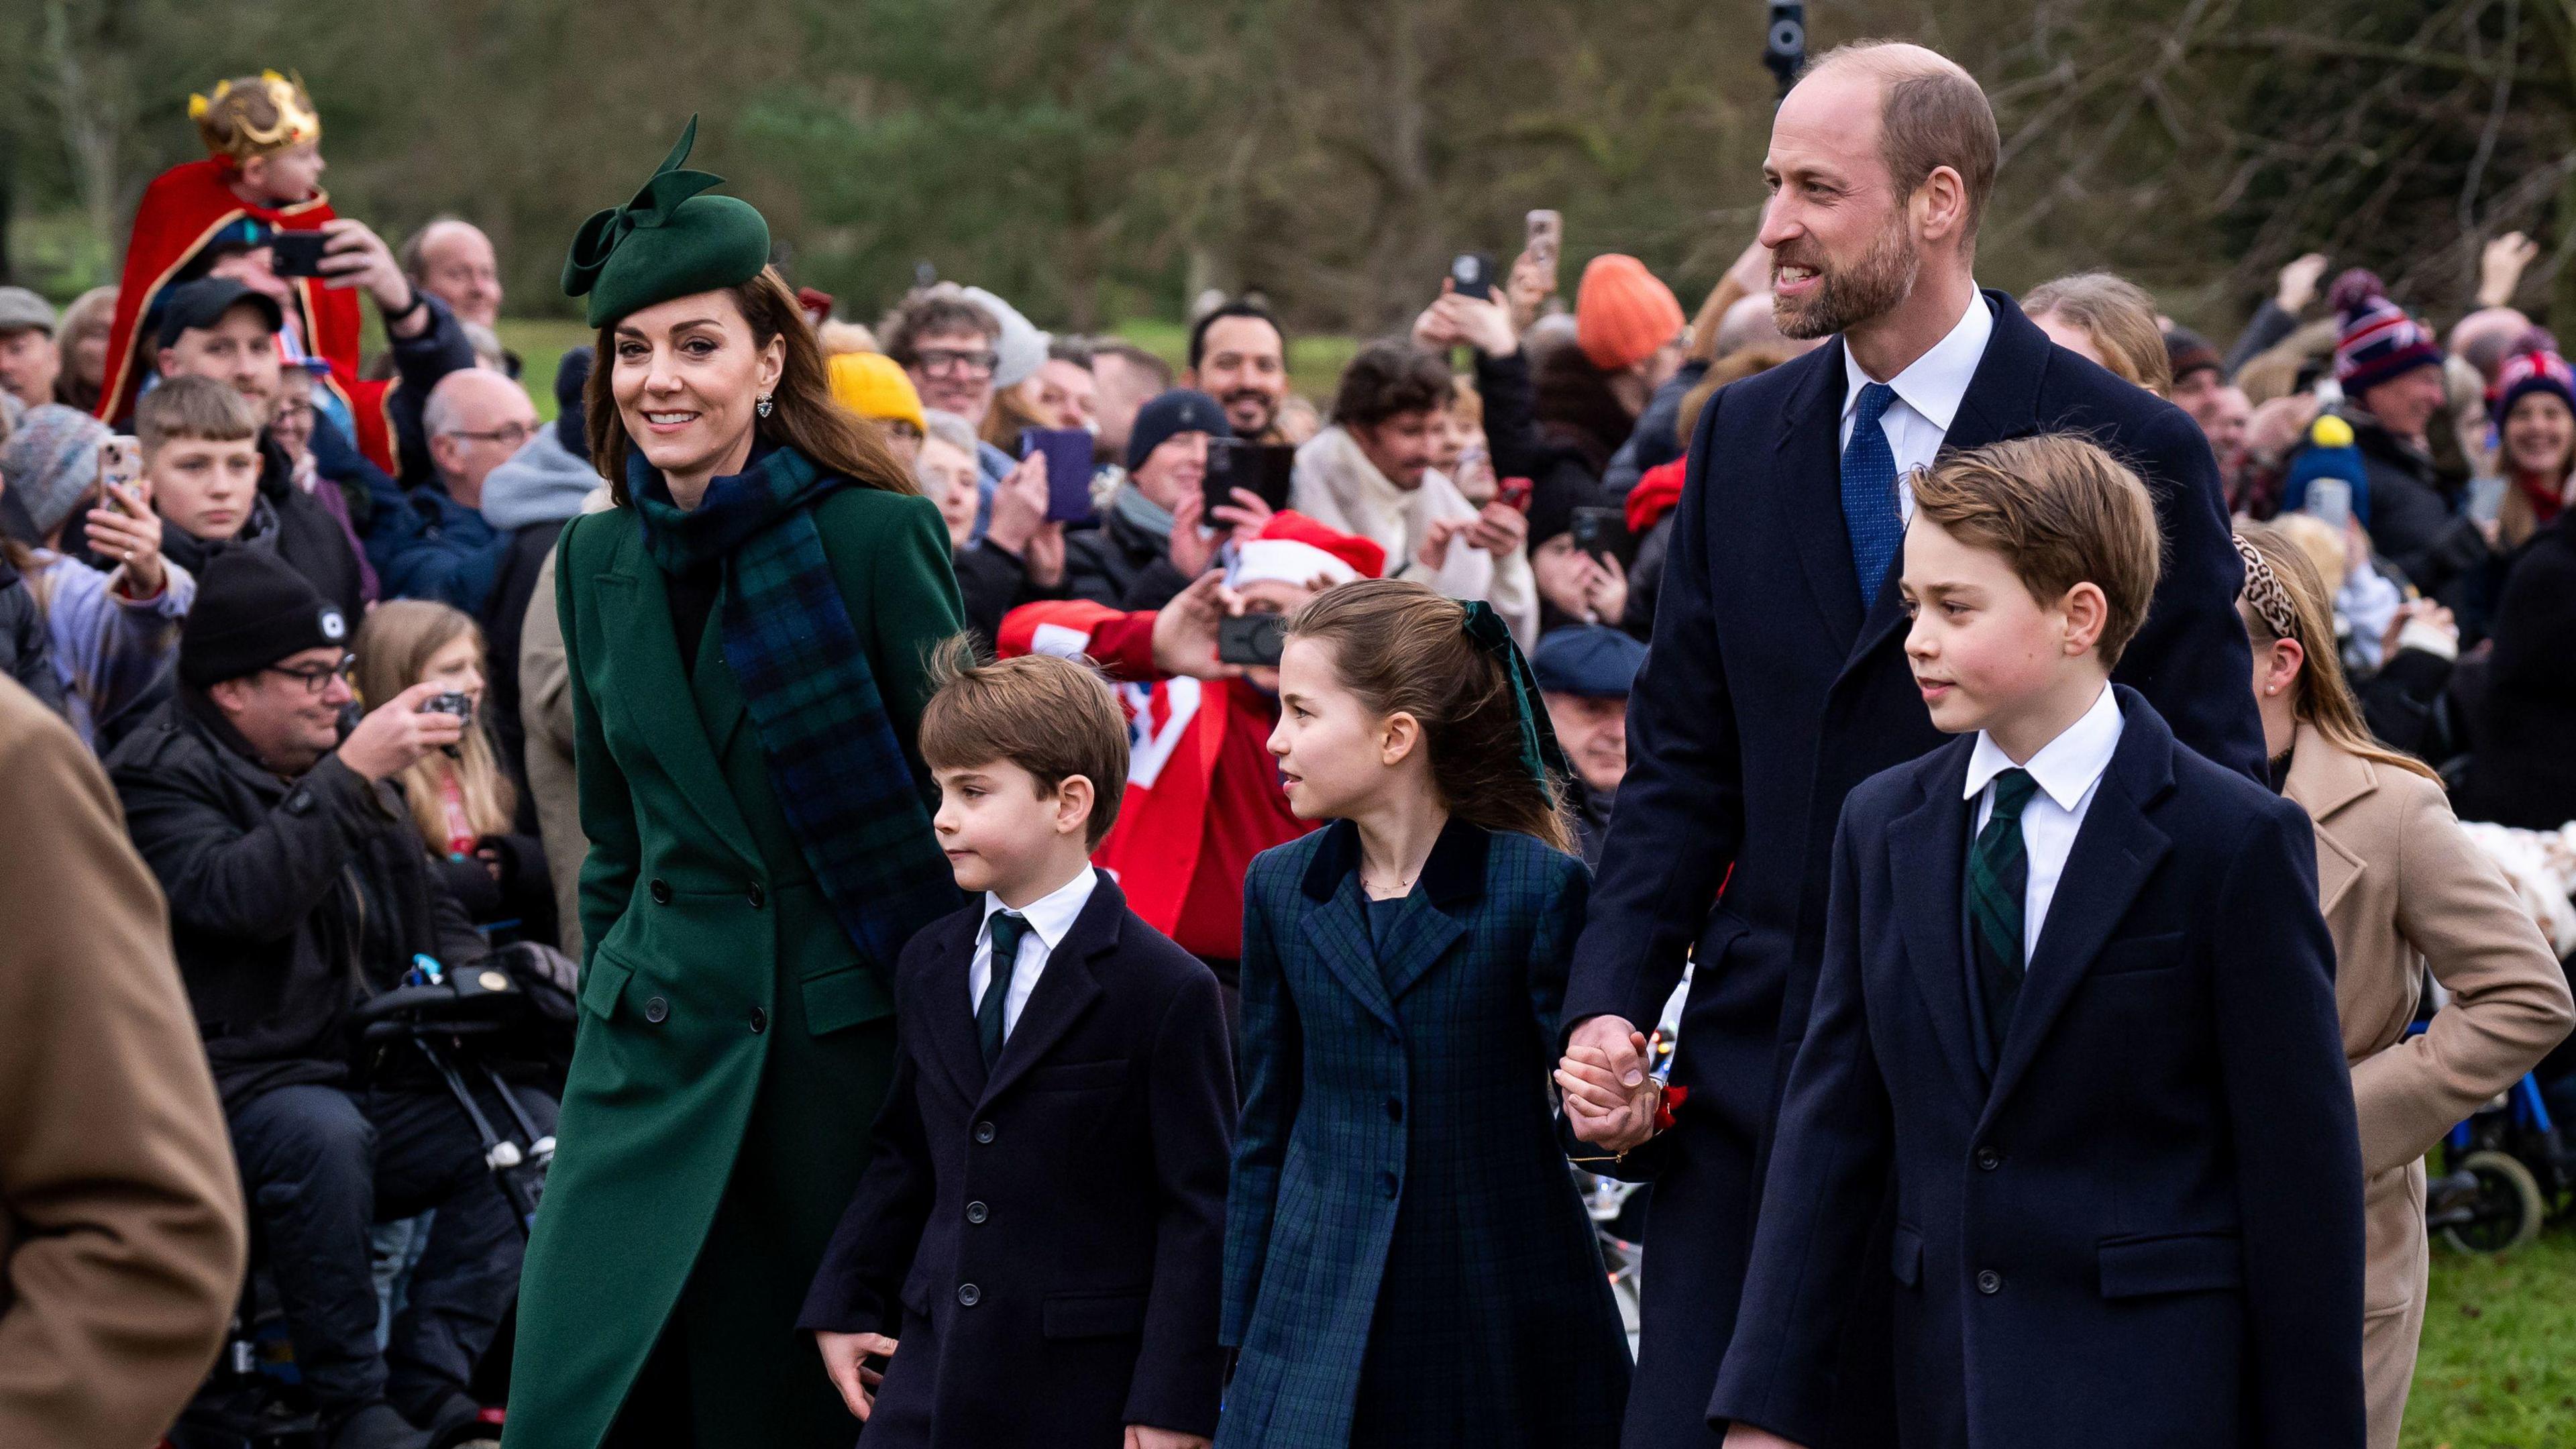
[5, 0, 2575, 340]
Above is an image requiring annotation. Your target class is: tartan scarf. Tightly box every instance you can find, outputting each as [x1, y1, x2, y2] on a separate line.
[629, 443, 959, 966]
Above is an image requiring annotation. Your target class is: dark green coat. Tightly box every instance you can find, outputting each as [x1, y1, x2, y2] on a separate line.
[504, 485, 963, 1449]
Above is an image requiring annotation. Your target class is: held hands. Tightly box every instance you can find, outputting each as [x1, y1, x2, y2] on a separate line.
[1557, 1014, 1660, 1155]
[815, 1330, 897, 1420]
[85, 480, 167, 598]
[337, 682, 467, 782]
[1126, 1428, 1213, 1449]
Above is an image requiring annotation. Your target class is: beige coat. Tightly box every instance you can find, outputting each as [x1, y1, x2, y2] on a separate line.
[521, 544, 586, 959]
[0, 676, 245, 1446]
[2284, 724, 2575, 1449]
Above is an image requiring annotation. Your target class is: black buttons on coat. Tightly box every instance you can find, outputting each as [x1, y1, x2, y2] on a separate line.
[747, 882, 765, 909]
[643, 996, 669, 1024]
[1974, 1146, 2001, 1171]
[957, 1284, 981, 1307]
[966, 1201, 989, 1224]
[1976, 1270, 2003, 1295]
[649, 879, 672, 905]
[1381, 1171, 1401, 1200]
[748, 1008, 767, 1034]
[973, 1121, 996, 1144]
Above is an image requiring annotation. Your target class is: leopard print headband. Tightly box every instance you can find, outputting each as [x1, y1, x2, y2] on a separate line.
[2234, 533, 2298, 640]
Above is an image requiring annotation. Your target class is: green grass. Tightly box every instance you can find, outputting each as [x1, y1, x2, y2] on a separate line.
[2406, 1226, 2576, 1447]
[495, 319, 600, 420]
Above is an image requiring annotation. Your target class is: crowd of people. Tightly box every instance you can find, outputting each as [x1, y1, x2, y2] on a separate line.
[5, 38, 2576, 1449]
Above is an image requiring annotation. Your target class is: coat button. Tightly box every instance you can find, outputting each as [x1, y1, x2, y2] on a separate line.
[966, 1201, 989, 1224]
[1974, 1146, 2001, 1171]
[747, 882, 765, 909]
[1976, 1269, 2002, 1295]
[649, 878, 672, 905]
[748, 1007, 767, 1034]
[957, 1283, 981, 1307]
[643, 996, 669, 1024]
[1385, 1097, 1403, 1123]
[973, 1121, 996, 1144]
[1381, 1171, 1400, 1200]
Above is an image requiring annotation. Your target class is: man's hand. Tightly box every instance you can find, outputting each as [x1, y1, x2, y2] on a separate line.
[814, 1330, 896, 1420]
[2275, 252, 2330, 315]
[317, 219, 429, 337]
[1559, 1036, 1658, 1153]
[2480, 232, 2540, 309]
[1464, 500, 1528, 559]
[983, 454, 1051, 557]
[1505, 248, 1557, 333]
[1436, 284, 1519, 358]
[1026, 521, 1067, 588]
[337, 681, 466, 782]
[1126, 1426, 1213, 1449]
[1150, 570, 1244, 682]
[1724, 1424, 1809, 1449]
[87, 480, 167, 598]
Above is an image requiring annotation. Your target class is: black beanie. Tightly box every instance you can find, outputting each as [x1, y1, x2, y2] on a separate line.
[180, 550, 350, 688]
[554, 345, 594, 460]
[1125, 388, 1234, 472]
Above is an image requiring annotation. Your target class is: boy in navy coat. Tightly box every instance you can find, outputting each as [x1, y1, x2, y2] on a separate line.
[1704, 436, 2364, 1448]
[800, 645, 1234, 1449]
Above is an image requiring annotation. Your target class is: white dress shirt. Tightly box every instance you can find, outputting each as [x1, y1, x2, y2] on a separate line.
[1839, 289, 1995, 521]
[1962, 685, 2125, 963]
[969, 865, 1099, 1040]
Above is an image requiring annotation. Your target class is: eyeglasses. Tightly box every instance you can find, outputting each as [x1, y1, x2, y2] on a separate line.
[264, 655, 356, 694]
[449, 422, 537, 449]
[914, 348, 999, 378]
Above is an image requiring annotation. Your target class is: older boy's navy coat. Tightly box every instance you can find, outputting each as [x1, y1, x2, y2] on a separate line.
[1218, 819, 1629, 1449]
[1562, 291, 2269, 1446]
[1710, 692, 2365, 1449]
[797, 876, 1234, 1447]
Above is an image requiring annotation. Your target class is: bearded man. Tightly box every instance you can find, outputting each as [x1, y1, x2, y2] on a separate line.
[1550, 42, 2266, 1448]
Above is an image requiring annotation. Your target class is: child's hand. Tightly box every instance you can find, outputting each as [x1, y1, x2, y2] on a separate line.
[814, 1330, 896, 1420]
[1559, 1035, 1660, 1153]
[1126, 1427, 1212, 1449]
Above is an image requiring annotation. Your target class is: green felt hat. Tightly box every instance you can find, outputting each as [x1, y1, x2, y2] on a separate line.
[561, 116, 771, 329]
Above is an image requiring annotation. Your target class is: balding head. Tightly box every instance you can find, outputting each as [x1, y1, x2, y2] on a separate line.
[2449, 305, 2532, 384]
[404, 217, 504, 329]
[1801, 42, 1999, 245]
[1715, 291, 1809, 359]
[424, 368, 537, 508]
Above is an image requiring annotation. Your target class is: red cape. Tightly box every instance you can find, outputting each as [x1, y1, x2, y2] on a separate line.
[98, 160, 392, 472]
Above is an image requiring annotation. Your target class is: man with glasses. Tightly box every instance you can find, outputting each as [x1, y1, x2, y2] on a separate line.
[109, 549, 540, 1449]
[884, 289, 1020, 533]
[376, 368, 539, 612]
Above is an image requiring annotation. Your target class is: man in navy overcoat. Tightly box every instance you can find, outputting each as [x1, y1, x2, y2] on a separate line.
[1557, 43, 2268, 1447]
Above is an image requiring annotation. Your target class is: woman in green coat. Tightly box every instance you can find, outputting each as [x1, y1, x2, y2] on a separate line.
[504, 123, 965, 1449]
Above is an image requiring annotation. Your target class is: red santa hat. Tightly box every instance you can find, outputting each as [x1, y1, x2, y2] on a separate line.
[1227, 511, 1386, 589]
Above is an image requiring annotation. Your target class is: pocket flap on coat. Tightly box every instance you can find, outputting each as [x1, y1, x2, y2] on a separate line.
[1041, 1289, 1149, 1340]
[803, 965, 894, 1036]
[1890, 1223, 1924, 1287]
[580, 951, 635, 1022]
[2098, 1232, 2242, 1299]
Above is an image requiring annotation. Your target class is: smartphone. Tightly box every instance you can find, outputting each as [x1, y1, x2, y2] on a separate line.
[2467, 475, 2509, 525]
[1217, 612, 1289, 667]
[1496, 476, 1534, 514]
[1203, 439, 1297, 516]
[1020, 427, 1097, 523]
[2304, 478, 2353, 531]
[99, 436, 144, 510]
[422, 690, 475, 761]
[269, 230, 331, 278]
[1570, 504, 1629, 561]
[1525, 211, 1563, 272]
[1448, 252, 1497, 301]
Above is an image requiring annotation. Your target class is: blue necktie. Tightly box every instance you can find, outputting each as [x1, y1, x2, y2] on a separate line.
[1841, 382, 1904, 605]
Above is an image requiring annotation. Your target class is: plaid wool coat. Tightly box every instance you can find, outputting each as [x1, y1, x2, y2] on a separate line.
[1218, 818, 1629, 1448]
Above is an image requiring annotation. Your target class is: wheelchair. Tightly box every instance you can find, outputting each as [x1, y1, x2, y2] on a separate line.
[166, 945, 572, 1449]
[2426, 1069, 2573, 1254]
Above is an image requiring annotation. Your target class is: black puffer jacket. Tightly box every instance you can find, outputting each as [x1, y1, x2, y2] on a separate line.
[2339, 409, 2494, 625]
[107, 691, 488, 1110]
[157, 439, 370, 624]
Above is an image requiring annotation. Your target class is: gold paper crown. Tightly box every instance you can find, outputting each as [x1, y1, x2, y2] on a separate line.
[189, 70, 322, 163]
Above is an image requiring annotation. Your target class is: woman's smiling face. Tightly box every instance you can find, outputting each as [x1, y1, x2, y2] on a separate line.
[610, 288, 785, 490]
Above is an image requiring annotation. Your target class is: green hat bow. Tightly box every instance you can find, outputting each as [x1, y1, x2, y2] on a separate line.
[1459, 600, 1572, 790]
[561, 115, 772, 327]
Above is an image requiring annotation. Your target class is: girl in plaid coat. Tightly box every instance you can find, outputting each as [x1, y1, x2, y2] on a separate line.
[1218, 579, 1629, 1448]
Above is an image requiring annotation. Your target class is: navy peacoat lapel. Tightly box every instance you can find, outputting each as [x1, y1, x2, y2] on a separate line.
[1880, 740, 1985, 1101]
[589, 517, 761, 868]
[979, 879, 1118, 1106]
[1771, 339, 1868, 652]
[1295, 818, 1485, 1024]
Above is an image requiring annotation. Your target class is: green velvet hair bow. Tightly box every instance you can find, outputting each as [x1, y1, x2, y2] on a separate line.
[1460, 600, 1572, 791]
[561, 115, 771, 327]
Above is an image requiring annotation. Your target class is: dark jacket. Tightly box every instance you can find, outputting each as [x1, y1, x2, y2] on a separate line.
[798, 876, 1234, 1446]
[1220, 819, 1629, 1449]
[0, 562, 65, 715]
[156, 449, 370, 628]
[1711, 691, 2364, 1449]
[379, 485, 511, 614]
[1564, 291, 2267, 1447]
[2335, 408, 2493, 623]
[2458, 511, 2576, 828]
[482, 516, 568, 816]
[1603, 358, 1709, 498]
[382, 294, 486, 492]
[106, 693, 488, 1111]
[1062, 506, 1191, 615]
[953, 538, 1069, 646]
[1475, 348, 1616, 518]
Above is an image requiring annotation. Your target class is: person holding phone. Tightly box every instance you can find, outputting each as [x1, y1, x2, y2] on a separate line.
[1063, 388, 1242, 614]
[952, 441, 1073, 644]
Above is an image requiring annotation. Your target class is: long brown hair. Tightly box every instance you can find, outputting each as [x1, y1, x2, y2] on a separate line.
[1285, 578, 1574, 854]
[2023, 272, 2174, 398]
[353, 600, 520, 847]
[588, 266, 918, 506]
[2233, 521, 2442, 784]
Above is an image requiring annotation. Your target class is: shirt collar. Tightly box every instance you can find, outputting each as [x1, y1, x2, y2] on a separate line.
[1843, 287, 1993, 433]
[982, 865, 1099, 953]
[1963, 684, 2124, 811]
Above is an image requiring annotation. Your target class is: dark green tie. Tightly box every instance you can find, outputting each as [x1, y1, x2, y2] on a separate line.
[977, 912, 1030, 1070]
[1970, 768, 2042, 1061]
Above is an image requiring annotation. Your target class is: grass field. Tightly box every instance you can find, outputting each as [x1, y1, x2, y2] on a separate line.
[2407, 1226, 2576, 1448]
[496, 317, 1363, 421]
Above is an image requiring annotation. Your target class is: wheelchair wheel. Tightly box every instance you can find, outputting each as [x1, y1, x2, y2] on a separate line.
[2442, 1150, 2546, 1254]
